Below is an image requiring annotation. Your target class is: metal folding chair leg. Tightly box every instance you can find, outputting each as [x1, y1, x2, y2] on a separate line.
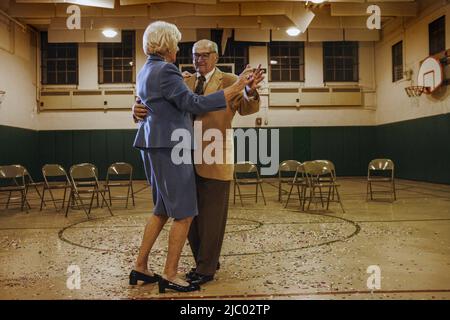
[125, 185, 131, 208]
[98, 190, 113, 216]
[74, 193, 91, 219]
[334, 186, 345, 213]
[284, 183, 295, 208]
[259, 183, 266, 205]
[392, 181, 397, 201]
[61, 187, 68, 210]
[307, 188, 314, 211]
[278, 182, 282, 202]
[301, 185, 308, 211]
[6, 191, 11, 209]
[236, 183, 244, 207]
[47, 188, 59, 210]
[108, 187, 112, 206]
[131, 183, 135, 206]
[318, 186, 324, 208]
[39, 188, 46, 211]
[65, 192, 72, 217]
[296, 185, 304, 208]
[326, 185, 332, 210]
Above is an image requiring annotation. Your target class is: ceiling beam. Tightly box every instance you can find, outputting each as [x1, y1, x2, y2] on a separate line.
[220, 0, 414, 2]
[149, 3, 195, 18]
[119, 0, 217, 5]
[241, 2, 292, 16]
[8, 3, 56, 18]
[331, 2, 418, 17]
[194, 3, 239, 16]
[16, 0, 115, 9]
[48, 15, 261, 29]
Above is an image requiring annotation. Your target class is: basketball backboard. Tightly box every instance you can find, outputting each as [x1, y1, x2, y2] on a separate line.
[417, 56, 443, 94]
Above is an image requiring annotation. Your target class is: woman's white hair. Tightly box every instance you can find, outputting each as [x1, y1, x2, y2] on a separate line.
[143, 21, 181, 56]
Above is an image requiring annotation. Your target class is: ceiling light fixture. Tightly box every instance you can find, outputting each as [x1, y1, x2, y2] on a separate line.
[270, 60, 278, 65]
[102, 29, 118, 38]
[67, 0, 115, 9]
[286, 27, 301, 37]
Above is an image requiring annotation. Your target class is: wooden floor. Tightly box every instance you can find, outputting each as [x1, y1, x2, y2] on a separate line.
[0, 178, 449, 299]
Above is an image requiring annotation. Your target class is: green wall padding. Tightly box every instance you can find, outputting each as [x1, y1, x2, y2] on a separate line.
[375, 113, 450, 184]
[1, 112, 449, 184]
[0, 125, 39, 178]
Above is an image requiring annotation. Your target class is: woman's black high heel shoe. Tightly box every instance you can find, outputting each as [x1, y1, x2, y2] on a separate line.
[158, 277, 200, 293]
[129, 270, 161, 285]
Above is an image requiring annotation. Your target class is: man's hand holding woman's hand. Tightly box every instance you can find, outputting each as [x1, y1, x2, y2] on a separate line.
[132, 97, 149, 123]
[223, 64, 262, 102]
[246, 64, 264, 96]
[237, 65, 255, 89]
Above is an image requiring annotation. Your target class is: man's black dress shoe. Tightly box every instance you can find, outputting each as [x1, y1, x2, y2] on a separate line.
[129, 270, 161, 285]
[158, 278, 200, 293]
[187, 272, 214, 285]
[187, 262, 220, 278]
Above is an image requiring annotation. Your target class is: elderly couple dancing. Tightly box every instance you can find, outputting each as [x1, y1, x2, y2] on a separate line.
[129, 21, 263, 293]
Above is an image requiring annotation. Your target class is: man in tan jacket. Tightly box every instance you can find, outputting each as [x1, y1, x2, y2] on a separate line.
[133, 39, 263, 285]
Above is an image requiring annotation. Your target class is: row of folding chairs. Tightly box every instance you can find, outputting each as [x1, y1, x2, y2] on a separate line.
[0, 162, 136, 219]
[279, 160, 345, 213]
[232, 160, 344, 211]
[232, 160, 343, 211]
[279, 158, 396, 212]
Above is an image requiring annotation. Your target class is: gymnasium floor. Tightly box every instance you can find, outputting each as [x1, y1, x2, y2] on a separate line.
[0, 178, 449, 300]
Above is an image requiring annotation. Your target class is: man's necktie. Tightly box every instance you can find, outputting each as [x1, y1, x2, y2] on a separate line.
[194, 75, 206, 96]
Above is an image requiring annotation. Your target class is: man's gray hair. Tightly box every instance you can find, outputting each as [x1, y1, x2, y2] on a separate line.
[193, 39, 219, 54]
[143, 21, 181, 56]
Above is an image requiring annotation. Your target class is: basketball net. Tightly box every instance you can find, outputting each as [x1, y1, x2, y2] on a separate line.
[404, 86, 429, 108]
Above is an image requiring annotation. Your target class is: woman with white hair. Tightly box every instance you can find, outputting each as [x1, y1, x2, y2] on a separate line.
[131, 21, 253, 293]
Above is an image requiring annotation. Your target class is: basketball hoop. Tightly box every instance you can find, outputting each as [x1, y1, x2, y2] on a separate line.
[404, 86, 428, 97]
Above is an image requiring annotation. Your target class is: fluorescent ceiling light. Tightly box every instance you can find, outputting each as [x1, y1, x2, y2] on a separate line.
[270, 60, 278, 65]
[66, 0, 115, 9]
[310, 0, 326, 3]
[286, 27, 301, 37]
[102, 29, 118, 38]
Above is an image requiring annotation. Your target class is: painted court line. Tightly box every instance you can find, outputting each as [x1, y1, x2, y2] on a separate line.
[134, 289, 450, 300]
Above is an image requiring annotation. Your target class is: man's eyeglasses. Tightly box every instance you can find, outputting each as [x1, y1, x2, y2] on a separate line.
[193, 52, 215, 60]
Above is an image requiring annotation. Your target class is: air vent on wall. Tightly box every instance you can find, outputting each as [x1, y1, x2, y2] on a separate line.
[40, 91, 70, 96]
[105, 90, 134, 95]
[73, 90, 102, 96]
[301, 88, 329, 93]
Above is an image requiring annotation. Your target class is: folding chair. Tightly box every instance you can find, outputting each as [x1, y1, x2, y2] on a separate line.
[0, 165, 28, 212]
[103, 162, 135, 208]
[278, 160, 302, 202]
[284, 163, 308, 210]
[12, 165, 43, 209]
[40, 164, 72, 211]
[314, 160, 344, 212]
[233, 161, 266, 206]
[66, 163, 113, 219]
[367, 159, 396, 202]
[303, 160, 345, 213]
